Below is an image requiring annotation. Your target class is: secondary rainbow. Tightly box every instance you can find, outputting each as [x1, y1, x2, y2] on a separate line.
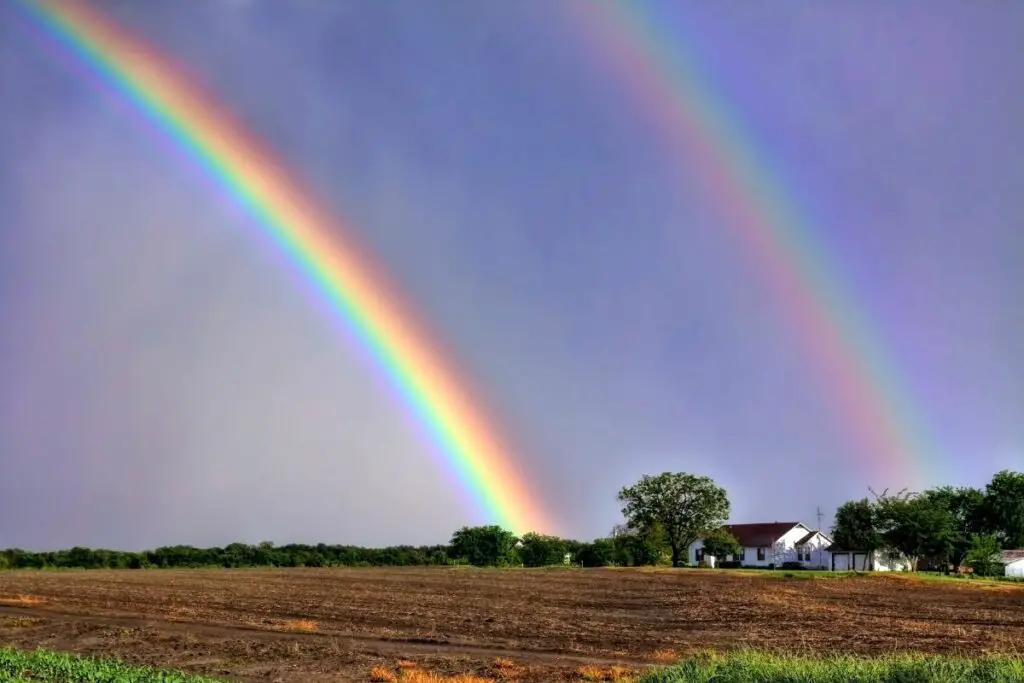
[566, 4, 939, 485]
[17, 0, 550, 534]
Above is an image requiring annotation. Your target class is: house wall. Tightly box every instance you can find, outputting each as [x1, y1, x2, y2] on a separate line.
[830, 549, 910, 572]
[795, 533, 832, 569]
[1006, 559, 1024, 578]
[690, 525, 821, 567]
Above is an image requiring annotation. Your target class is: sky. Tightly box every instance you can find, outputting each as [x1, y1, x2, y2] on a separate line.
[0, 0, 1021, 551]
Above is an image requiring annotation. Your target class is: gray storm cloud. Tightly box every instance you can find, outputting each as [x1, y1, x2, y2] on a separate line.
[2, 0, 1021, 550]
[0, 99, 481, 551]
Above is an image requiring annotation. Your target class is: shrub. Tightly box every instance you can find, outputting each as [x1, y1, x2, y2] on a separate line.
[717, 561, 742, 569]
[781, 561, 806, 570]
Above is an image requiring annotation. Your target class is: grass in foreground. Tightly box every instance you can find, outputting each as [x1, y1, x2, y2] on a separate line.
[639, 650, 1024, 683]
[0, 647, 225, 682]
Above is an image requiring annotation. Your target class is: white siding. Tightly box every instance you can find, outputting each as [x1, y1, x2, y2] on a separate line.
[689, 524, 830, 568]
[794, 532, 832, 569]
[874, 550, 909, 571]
[1006, 559, 1024, 578]
[830, 549, 910, 571]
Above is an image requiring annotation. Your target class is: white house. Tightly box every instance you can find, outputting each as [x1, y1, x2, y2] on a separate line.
[689, 522, 832, 568]
[826, 544, 911, 572]
[1002, 550, 1024, 578]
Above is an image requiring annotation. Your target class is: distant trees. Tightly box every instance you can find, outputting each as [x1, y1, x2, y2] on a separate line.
[617, 472, 730, 567]
[449, 525, 519, 567]
[830, 470, 1023, 573]
[516, 533, 569, 567]
[4, 468, 1019, 574]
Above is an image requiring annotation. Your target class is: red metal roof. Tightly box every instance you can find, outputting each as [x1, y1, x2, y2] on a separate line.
[1002, 550, 1024, 561]
[718, 522, 804, 548]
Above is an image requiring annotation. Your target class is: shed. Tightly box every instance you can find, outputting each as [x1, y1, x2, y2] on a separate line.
[1002, 550, 1024, 578]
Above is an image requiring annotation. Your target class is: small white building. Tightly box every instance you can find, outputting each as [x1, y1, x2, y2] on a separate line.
[826, 545, 911, 572]
[1002, 550, 1024, 578]
[689, 522, 832, 568]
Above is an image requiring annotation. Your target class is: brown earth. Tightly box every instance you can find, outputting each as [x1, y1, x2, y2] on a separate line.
[1, 567, 1023, 682]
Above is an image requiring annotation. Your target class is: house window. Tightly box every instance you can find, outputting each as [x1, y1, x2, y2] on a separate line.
[738, 549, 745, 562]
[696, 549, 704, 562]
[757, 547, 766, 561]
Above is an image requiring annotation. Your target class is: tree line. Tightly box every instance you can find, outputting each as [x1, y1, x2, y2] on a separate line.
[1, 469, 1019, 572]
[830, 469, 1024, 575]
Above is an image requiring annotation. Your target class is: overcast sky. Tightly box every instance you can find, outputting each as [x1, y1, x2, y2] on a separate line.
[1, 0, 1021, 551]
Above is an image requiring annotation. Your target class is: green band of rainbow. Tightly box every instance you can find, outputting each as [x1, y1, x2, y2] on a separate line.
[19, 0, 550, 535]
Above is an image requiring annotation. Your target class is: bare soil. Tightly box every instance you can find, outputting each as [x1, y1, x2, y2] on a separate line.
[1, 567, 1022, 681]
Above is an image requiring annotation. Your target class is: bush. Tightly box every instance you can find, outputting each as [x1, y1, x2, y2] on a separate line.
[717, 560, 742, 569]
[781, 561, 806, 570]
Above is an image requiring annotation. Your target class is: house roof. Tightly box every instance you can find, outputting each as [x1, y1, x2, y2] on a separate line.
[1001, 550, 1024, 562]
[718, 522, 805, 547]
[794, 530, 831, 546]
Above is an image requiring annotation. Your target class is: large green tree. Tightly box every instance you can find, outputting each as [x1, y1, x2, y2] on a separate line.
[617, 472, 730, 567]
[922, 486, 985, 569]
[449, 525, 519, 567]
[517, 532, 569, 567]
[873, 489, 956, 572]
[981, 470, 1024, 548]
[831, 498, 882, 552]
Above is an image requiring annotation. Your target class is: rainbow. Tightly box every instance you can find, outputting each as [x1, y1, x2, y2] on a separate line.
[566, 4, 938, 486]
[16, 0, 550, 534]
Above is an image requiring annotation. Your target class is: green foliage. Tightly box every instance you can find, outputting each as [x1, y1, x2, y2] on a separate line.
[872, 489, 956, 571]
[700, 528, 741, 560]
[449, 525, 519, 567]
[612, 522, 670, 566]
[831, 498, 881, 552]
[574, 538, 617, 567]
[922, 486, 986, 568]
[981, 469, 1024, 548]
[517, 532, 569, 567]
[0, 542, 454, 571]
[641, 650, 1024, 683]
[618, 472, 730, 567]
[964, 534, 1004, 577]
[0, 647, 226, 681]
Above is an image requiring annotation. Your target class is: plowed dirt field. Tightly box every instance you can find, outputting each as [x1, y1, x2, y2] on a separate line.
[1, 568, 1022, 682]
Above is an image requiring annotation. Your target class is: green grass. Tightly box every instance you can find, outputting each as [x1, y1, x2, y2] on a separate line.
[640, 650, 1024, 682]
[0, 648, 226, 682]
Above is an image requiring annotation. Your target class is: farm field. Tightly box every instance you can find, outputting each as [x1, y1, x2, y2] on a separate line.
[1, 567, 1023, 682]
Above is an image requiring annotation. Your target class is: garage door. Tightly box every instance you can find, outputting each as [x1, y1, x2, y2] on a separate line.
[833, 554, 850, 571]
[1008, 561, 1024, 578]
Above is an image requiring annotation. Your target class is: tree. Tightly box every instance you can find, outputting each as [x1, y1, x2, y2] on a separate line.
[873, 489, 956, 572]
[617, 472, 730, 567]
[831, 498, 882, 552]
[517, 533, 568, 567]
[981, 470, 1024, 549]
[449, 526, 519, 567]
[963, 534, 1002, 577]
[611, 522, 668, 566]
[700, 528, 741, 562]
[575, 538, 617, 567]
[922, 486, 985, 570]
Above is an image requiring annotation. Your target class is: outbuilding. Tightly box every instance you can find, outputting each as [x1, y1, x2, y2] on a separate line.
[1003, 550, 1024, 578]
[825, 544, 910, 572]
